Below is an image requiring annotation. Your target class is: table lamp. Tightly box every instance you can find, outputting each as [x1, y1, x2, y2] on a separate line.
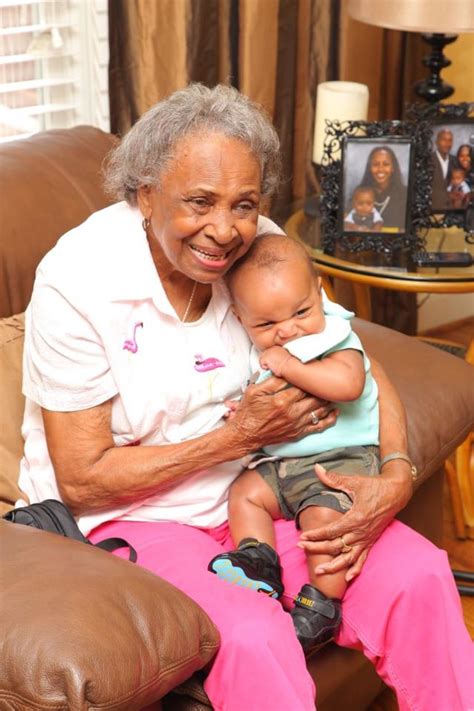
[347, 0, 474, 103]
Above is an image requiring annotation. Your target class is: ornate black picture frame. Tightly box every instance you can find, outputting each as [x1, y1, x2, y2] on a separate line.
[406, 102, 473, 229]
[319, 119, 432, 258]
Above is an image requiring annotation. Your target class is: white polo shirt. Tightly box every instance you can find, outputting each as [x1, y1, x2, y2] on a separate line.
[19, 202, 282, 535]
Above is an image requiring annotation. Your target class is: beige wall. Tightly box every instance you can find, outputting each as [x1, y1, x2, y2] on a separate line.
[443, 34, 474, 102]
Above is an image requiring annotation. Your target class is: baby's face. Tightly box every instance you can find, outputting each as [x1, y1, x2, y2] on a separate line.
[353, 191, 374, 216]
[231, 259, 325, 351]
[451, 170, 465, 187]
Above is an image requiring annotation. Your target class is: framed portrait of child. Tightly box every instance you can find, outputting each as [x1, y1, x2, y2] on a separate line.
[341, 137, 412, 238]
[319, 118, 432, 261]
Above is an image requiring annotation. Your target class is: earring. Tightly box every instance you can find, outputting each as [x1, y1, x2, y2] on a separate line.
[142, 216, 151, 232]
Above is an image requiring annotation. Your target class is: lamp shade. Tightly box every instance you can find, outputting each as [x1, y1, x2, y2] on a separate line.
[347, 0, 474, 33]
[313, 81, 369, 165]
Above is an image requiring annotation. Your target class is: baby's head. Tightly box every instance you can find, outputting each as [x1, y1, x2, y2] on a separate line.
[352, 185, 375, 216]
[226, 233, 325, 350]
[450, 167, 466, 188]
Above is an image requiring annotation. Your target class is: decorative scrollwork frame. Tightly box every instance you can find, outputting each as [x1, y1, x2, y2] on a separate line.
[405, 102, 474, 230]
[319, 119, 432, 257]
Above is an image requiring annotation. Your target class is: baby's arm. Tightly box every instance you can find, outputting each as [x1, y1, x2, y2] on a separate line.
[259, 346, 365, 402]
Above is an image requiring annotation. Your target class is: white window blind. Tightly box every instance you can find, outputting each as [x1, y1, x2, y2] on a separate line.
[0, 0, 110, 142]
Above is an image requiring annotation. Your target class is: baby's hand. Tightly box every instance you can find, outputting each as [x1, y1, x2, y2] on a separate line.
[259, 346, 292, 377]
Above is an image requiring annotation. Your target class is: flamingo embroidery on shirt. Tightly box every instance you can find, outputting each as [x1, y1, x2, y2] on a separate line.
[194, 354, 225, 372]
[123, 322, 143, 353]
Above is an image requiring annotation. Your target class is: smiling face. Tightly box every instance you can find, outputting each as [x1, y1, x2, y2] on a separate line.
[137, 132, 262, 284]
[369, 149, 394, 191]
[231, 257, 325, 351]
[458, 146, 472, 171]
[436, 130, 453, 158]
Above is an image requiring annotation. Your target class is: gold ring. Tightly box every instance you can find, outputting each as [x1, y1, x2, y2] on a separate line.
[340, 535, 352, 554]
[310, 411, 319, 425]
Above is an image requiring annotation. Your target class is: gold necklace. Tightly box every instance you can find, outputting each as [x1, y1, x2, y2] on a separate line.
[181, 281, 197, 323]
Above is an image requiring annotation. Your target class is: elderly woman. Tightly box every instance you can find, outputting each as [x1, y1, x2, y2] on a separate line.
[19, 85, 472, 710]
[360, 145, 408, 231]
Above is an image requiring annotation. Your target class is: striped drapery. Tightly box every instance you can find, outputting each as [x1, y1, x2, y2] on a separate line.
[108, 0, 337, 215]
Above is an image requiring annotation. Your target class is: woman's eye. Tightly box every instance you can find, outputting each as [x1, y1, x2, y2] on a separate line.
[235, 201, 255, 214]
[189, 198, 209, 209]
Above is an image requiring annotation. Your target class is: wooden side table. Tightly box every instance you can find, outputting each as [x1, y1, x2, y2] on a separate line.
[284, 209, 474, 321]
[285, 208, 474, 540]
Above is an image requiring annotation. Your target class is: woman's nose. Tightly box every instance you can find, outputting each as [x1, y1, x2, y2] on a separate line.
[205, 209, 235, 243]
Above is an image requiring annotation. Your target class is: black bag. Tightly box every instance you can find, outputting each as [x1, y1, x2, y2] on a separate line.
[2, 499, 137, 562]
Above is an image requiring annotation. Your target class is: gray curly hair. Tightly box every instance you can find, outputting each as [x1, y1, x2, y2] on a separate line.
[104, 83, 282, 205]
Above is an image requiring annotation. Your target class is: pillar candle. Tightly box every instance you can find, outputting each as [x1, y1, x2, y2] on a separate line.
[313, 81, 369, 164]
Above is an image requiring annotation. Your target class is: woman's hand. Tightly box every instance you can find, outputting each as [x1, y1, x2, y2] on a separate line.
[298, 463, 413, 582]
[226, 375, 338, 455]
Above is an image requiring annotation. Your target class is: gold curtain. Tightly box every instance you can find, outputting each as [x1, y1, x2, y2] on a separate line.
[108, 0, 336, 217]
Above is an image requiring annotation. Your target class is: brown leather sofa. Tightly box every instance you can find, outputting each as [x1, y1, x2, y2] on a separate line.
[1, 126, 473, 711]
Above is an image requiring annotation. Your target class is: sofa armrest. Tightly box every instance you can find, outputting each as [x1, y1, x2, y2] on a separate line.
[353, 319, 474, 485]
[0, 521, 220, 711]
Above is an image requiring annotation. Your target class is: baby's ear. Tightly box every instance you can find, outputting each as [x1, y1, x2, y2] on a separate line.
[315, 274, 323, 293]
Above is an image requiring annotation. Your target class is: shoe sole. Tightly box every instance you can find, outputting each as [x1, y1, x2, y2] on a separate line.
[209, 558, 279, 598]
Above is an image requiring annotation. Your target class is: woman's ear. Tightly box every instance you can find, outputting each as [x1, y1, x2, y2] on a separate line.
[137, 186, 152, 218]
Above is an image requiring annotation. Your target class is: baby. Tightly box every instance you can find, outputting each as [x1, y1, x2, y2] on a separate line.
[344, 185, 384, 232]
[209, 234, 380, 651]
[447, 167, 471, 210]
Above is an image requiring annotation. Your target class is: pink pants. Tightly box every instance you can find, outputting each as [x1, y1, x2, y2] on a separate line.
[89, 518, 474, 711]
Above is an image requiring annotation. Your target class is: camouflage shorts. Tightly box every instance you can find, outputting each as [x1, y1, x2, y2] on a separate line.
[247, 445, 380, 524]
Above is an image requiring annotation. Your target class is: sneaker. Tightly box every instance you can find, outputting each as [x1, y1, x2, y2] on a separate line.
[208, 538, 284, 599]
[291, 584, 342, 652]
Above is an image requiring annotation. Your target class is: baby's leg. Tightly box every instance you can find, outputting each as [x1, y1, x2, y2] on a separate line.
[298, 505, 348, 600]
[208, 469, 285, 598]
[290, 505, 346, 651]
[228, 468, 282, 548]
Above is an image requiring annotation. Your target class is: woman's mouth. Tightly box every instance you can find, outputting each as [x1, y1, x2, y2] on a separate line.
[189, 244, 234, 269]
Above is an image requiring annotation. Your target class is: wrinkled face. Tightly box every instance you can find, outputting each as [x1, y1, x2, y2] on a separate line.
[370, 149, 394, 190]
[451, 169, 465, 187]
[137, 132, 262, 283]
[436, 130, 453, 157]
[458, 146, 471, 171]
[232, 260, 325, 350]
[353, 189, 375, 216]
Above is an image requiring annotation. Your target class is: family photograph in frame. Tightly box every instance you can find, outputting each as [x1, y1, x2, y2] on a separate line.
[406, 102, 474, 229]
[319, 118, 431, 259]
[431, 121, 473, 213]
[341, 137, 412, 237]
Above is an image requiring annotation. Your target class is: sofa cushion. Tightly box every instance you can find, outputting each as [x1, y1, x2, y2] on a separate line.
[353, 318, 474, 484]
[0, 126, 117, 318]
[0, 313, 25, 514]
[0, 521, 220, 710]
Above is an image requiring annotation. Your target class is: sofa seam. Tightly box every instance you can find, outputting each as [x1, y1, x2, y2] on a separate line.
[90, 643, 220, 709]
[0, 333, 24, 349]
[0, 642, 219, 711]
